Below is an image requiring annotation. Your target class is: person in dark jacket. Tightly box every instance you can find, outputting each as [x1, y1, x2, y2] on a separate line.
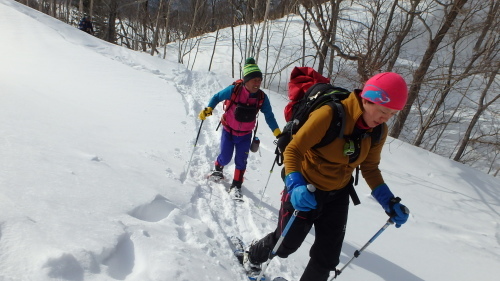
[243, 72, 411, 281]
[198, 58, 281, 199]
[78, 16, 94, 35]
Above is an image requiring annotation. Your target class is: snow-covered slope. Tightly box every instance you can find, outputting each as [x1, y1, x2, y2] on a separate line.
[0, 1, 498, 280]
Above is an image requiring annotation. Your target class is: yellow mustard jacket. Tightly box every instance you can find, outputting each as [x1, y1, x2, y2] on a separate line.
[284, 91, 387, 191]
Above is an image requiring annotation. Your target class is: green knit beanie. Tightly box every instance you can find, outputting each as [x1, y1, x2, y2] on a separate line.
[242, 57, 263, 83]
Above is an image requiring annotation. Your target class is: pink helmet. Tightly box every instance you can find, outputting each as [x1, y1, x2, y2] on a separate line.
[360, 72, 408, 110]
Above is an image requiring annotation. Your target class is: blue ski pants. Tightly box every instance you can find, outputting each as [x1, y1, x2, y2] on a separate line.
[216, 128, 252, 171]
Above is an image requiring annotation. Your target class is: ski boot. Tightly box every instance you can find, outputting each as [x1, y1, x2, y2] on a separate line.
[243, 250, 263, 280]
[208, 164, 224, 182]
[229, 179, 243, 201]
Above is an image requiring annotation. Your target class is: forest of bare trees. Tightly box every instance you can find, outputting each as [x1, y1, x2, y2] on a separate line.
[16, 0, 499, 177]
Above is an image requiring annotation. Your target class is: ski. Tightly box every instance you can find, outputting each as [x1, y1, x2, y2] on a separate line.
[229, 236, 266, 280]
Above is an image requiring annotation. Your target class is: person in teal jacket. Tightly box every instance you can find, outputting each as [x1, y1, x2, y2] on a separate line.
[199, 58, 281, 199]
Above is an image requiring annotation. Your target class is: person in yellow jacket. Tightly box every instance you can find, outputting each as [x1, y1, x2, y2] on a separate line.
[244, 72, 411, 281]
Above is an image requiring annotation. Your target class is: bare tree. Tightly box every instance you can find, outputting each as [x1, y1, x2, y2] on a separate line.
[162, 0, 172, 59]
[150, 0, 164, 56]
[453, 64, 500, 162]
[255, 0, 272, 62]
[413, 0, 497, 148]
[390, 0, 469, 139]
[208, 28, 219, 71]
[298, 0, 342, 76]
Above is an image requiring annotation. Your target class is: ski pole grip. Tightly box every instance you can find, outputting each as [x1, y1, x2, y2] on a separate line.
[307, 184, 316, 192]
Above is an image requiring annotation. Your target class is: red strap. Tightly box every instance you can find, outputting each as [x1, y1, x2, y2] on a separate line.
[223, 80, 243, 112]
[224, 80, 265, 111]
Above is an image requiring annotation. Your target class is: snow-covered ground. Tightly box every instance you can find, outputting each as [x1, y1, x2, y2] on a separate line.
[0, 1, 498, 280]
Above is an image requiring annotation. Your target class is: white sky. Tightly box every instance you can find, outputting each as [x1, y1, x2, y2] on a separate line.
[0, 1, 499, 281]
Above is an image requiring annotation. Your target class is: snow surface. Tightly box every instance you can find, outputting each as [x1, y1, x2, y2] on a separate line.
[0, 1, 499, 281]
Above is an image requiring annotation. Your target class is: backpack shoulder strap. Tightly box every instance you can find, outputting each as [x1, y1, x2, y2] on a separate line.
[371, 123, 384, 145]
[313, 101, 345, 149]
[256, 90, 265, 109]
[223, 80, 244, 112]
[361, 123, 384, 145]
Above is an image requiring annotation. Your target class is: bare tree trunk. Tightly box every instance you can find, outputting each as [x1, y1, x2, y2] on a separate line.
[231, 0, 235, 78]
[150, 0, 164, 56]
[302, 10, 307, 66]
[246, 0, 259, 58]
[208, 28, 219, 71]
[163, 0, 171, 59]
[105, 0, 118, 44]
[141, 0, 149, 52]
[90, 0, 94, 19]
[255, 0, 272, 62]
[390, 0, 469, 139]
[387, 0, 421, 70]
[453, 64, 500, 161]
[473, 0, 499, 52]
[162, 0, 172, 59]
[186, 0, 203, 39]
[231, 25, 235, 77]
[413, 11, 489, 148]
[266, 13, 294, 88]
[64, 0, 68, 22]
[49, 0, 55, 17]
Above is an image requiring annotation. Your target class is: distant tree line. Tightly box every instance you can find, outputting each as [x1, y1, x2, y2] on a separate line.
[18, 0, 294, 50]
[16, 0, 499, 177]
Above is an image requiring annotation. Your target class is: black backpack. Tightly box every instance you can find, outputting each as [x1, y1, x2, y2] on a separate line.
[275, 83, 383, 204]
[277, 83, 384, 163]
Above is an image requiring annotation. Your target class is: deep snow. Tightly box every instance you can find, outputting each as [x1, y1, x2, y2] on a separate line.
[0, 1, 499, 281]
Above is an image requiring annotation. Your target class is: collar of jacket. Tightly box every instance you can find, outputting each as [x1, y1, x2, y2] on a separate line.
[341, 89, 366, 132]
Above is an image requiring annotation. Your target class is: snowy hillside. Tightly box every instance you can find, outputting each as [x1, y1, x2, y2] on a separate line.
[0, 1, 498, 281]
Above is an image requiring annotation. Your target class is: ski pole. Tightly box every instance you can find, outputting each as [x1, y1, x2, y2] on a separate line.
[257, 154, 278, 208]
[257, 185, 316, 281]
[331, 219, 393, 280]
[194, 119, 204, 147]
[184, 120, 204, 181]
[256, 209, 298, 281]
[332, 199, 410, 279]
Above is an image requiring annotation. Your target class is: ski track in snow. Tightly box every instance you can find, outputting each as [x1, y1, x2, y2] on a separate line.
[11, 46, 270, 279]
[2, 2, 500, 281]
[167, 66, 296, 280]
[0, 6, 297, 278]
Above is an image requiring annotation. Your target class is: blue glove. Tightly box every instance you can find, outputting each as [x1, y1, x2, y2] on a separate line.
[372, 183, 410, 228]
[285, 172, 307, 191]
[285, 172, 317, 211]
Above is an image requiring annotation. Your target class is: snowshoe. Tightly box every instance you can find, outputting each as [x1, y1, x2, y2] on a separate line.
[243, 251, 264, 280]
[229, 236, 265, 280]
[208, 170, 224, 182]
[229, 186, 244, 202]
